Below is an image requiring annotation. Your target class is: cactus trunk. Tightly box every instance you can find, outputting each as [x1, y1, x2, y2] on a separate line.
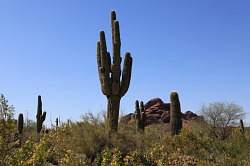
[97, 11, 132, 134]
[107, 96, 121, 132]
[170, 91, 182, 136]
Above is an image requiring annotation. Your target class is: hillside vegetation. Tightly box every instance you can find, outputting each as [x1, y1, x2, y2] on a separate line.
[0, 99, 250, 166]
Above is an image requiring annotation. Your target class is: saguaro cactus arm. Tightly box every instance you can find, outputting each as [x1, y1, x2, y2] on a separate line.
[120, 53, 132, 97]
[97, 32, 111, 96]
[42, 112, 46, 121]
[111, 11, 121, 64]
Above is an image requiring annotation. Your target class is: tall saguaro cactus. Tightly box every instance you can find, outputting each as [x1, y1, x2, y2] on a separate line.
[17, 113, 23, 146]
[170, 91, 182, 135]
[97, 11, 133, 133]
[36, 95, 46, 134]
[135, 101, 146, 132]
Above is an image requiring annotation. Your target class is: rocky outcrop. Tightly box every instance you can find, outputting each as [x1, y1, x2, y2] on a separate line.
[120, 98, 199, 126]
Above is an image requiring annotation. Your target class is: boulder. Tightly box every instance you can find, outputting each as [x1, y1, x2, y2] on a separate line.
[182, 111, 198, 120]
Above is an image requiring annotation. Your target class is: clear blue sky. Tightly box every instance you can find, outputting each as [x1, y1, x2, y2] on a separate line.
[0, 1, 250, 124]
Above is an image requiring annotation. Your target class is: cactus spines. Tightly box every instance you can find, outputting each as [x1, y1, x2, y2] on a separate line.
[135, 100, 146, 132]
[36, 95, 46, 133]
[97, 11, 133, 134]
[170, 91, 182, 136]
[240, 119, 245, 134]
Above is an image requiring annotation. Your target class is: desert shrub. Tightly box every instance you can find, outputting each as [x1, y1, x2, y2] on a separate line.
[59, 113, 108, 164]
[1, 110, 250, 165]
[4, 131, 86, 166]
[124, 150, 154, 166]
[6, 136, 50, 166]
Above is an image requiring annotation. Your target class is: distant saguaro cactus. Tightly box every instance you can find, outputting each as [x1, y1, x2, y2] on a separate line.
[36, 95, 46, 134]
[170, 91, 182, 135]
[17, 113, 24, 146]
[17, 113, 24, 134]
[56, 118, 59, 127]
[135, 100, 146, 132]
[240, 119, 245, 134]
[97, 11, 133, 134]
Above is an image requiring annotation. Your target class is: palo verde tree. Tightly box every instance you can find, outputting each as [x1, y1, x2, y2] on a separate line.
[97, 11, 133, 133]
[201, 102, 245, 139]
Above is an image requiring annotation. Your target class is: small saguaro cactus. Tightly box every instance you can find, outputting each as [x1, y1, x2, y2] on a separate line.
[97, 11, 133, 134]
[170, 91, 182, 136]
[135, 100, 146, 132]
[17, 113, 24, 134]
[17, 113, 24, 146]
[240, 119, 245, 134]
[36, 95, 46, 134]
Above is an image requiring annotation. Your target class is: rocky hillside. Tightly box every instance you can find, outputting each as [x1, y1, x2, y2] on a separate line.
[120, 98, 200, 126]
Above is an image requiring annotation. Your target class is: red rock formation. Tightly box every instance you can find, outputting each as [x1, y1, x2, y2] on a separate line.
[120, 98, 199, 126]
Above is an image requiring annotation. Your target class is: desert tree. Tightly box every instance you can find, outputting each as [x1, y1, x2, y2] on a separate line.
[201, 102, 245, 139]
[0, 94, 15, 137]
[0, 94, 14, 121]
